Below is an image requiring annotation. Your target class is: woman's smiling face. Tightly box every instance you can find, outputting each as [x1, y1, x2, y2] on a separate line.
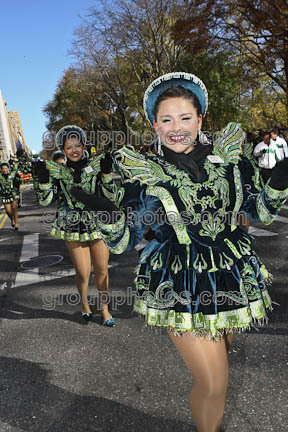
[153, 97, 202, 154]
[1, 165, 9, 174]
[63, 136, 84, 162]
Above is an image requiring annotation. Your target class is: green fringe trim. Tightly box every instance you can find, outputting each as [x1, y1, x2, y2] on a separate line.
[133, 290, 272, 341]
[2, 195, 18, 203]
[50, 228, 103, 242]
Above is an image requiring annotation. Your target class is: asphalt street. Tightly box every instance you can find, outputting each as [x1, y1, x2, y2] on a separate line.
[0, 185, 287, 432]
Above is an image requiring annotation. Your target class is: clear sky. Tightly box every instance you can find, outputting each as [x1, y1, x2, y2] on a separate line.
[0, 0, 97, 154]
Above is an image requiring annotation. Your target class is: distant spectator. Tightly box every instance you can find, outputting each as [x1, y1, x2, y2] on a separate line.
[279, 127, 287, 141]
[255, 129, 265, 144]
[246, 131, 257, 146]
[253, 131, 278, 183]
[270, 127, 288, 161]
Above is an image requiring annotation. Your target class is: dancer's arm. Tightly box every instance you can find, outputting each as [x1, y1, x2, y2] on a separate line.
[238, 157, 288, 225]
[33, 161, 58, 207]
[70, 180, 155, 254]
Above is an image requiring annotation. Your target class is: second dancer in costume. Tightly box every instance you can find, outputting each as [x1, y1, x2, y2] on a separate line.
[34, 125, 115, 326]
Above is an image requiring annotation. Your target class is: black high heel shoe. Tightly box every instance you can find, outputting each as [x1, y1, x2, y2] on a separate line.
[81, 312, 92, 323]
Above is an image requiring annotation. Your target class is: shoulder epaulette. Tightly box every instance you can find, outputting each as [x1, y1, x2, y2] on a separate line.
[213, 122, 246, 165]
[112, 146, 171, 185]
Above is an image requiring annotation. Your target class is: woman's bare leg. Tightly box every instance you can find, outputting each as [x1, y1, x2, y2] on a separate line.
[11, 200, 18, 227]
[169, 331, 230, 432]
[4, 203, 13, 222]
[65, 241, 91, 314]
[89, 239, 111, 320]
[224, 333, 235, 353]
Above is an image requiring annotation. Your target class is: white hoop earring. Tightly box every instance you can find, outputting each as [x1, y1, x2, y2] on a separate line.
[157, 135, 163, 155]
[198, 129, 209, 145]
[82, 149, 89, 159]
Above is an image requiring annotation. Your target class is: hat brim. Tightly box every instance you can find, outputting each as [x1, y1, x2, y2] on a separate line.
[144, 72, 208, 125]
[56, 125, 87, 150]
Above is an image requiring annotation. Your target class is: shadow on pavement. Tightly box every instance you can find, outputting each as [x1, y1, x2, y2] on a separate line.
[0, 356, 192, 432]
[0, 297, 136, 324]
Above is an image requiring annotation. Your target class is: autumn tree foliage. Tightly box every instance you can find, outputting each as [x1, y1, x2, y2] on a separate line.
[173, 0, 288, 125]
[43, 0, 288, 146]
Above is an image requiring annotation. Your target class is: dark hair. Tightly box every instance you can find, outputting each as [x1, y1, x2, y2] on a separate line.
[52, 151, 65, 162]
[153, 86, 202, 120]
[0, 162, 9, 168]
[270, 127, 279, 135]
[263, 131, 270, 137]
[246, 131, 256, 144]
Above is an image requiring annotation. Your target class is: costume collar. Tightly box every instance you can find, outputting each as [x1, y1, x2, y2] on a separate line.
[66, 157, 88, 183]
[162, 138, 212, 181]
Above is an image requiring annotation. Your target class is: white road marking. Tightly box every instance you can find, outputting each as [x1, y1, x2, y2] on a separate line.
[275, 215, 288, 223]
[0, 237, 11, 243]
[12, 268, 76, 288]
[248, 227, 278, 237]
[13, 232, 118, 288]
[248, 210, 288, 237]
[19, 233, 40, 262]
[12, 263, 118, 289]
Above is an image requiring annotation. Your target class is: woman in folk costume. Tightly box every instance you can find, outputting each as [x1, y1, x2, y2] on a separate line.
[34, 125, 115, 326]
[72, 73, 288, 431]
[0, 161, 21, 230]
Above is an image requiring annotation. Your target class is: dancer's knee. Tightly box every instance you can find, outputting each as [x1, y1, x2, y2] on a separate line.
[93, 266, 108, 279]
[75, 271, 90, 285]
[192, 373, 229, 399]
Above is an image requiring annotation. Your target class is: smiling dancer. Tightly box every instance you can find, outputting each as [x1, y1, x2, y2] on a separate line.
[34, 125, 115, 326]
[71, 73, 288, 431]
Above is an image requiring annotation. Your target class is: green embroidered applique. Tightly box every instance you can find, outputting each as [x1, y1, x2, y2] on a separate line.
[240, 263, 262, 301]
[213, 122, 245, 165]
[265, 184, 288, 200]
[237, 239, 251, 255]
[101, 180, 125, 208]
[230, 166, 243, 230]
[175, 160, 230, 231]
[193, 253, 208, 273]
[224, 238, 242, 259]
[199, 212, 226, 241]
[146, 185, 191, 245]
[216, 278, 248, 306]
[171, 255, 183, 274]
[256, 194, 275, 225]
[98, 214, 130, 254]
[113, 146, 171, 185]
[150, 252, 163, 270]
[135, 270, 151, 291]
[219, 252, 234, 270]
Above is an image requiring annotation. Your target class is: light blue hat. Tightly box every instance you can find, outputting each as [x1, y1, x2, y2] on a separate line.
[55, 125, 86, 150]
[143, 72, 208, 125]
